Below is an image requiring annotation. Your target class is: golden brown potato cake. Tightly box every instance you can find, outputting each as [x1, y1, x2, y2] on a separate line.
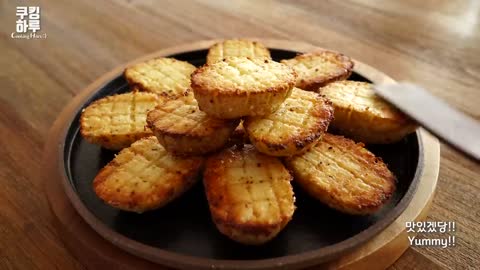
[285, 133, 396, 215]
[207, 39, 271, 64]
[204, 145, 295, 245]
[191, 57, 296, 119]
[146, 92, 239, 155]
[244, 88, 334, 156]
[80, 92, 159, 150]
[93, 136, 204, 213]
[124, 57, 196, 98]
[281, 50, 354, 91]
[319, 81, 417, 144]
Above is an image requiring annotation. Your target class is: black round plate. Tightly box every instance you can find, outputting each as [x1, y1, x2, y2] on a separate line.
[64, 49, 421, 266]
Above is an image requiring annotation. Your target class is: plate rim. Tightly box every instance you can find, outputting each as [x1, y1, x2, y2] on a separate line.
[47, 39, 429, 270]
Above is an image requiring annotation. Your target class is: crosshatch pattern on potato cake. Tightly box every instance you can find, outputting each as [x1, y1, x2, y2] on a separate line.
[125, 57, 196, 98]
[245, 87, 334, 156]
[203, 144, 295, 245]
[319, 81, 417, 144]
[80, 92, 159, 150]
[146, 93, 239, 155]
[207, 39, 272, 64]
[191, 57, 296, 119]
[285, 133, 396, 215]
[93, 136, 204, 213]
[73, 40, 422, 254]
[281, 50, 354, 91]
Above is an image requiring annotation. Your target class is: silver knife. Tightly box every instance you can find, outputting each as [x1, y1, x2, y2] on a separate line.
[374, 83, 480, 161]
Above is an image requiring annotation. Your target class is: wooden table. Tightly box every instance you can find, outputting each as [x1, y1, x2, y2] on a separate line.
[1, 0, 479, 269]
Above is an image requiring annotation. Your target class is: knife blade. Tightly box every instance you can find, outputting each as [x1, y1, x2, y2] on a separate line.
[374, 82, 480, 161]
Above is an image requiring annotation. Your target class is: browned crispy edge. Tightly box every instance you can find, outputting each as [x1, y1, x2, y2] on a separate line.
[284, 50, 354, 91]
[329, 106, 418, 144]
[320, 80, 418, 143]
[244, 95, 334, 155]
[286, 133, 396, 215]
[146, 103, 239, 138]
[79, 93, 156, 150]
[148, 118, 239, 156]
[145, 101, 240, 155]
[321, 81, 415, 125]
[203, 145, 294, 236]
[325, 134, 396, 213]
[93, 137, 204, 212]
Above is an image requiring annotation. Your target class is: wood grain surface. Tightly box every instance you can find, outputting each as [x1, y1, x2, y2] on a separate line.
[0, 0, 479, 269]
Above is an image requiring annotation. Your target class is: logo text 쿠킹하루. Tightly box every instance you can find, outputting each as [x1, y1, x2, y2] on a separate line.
[11, 6, 47, 39]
